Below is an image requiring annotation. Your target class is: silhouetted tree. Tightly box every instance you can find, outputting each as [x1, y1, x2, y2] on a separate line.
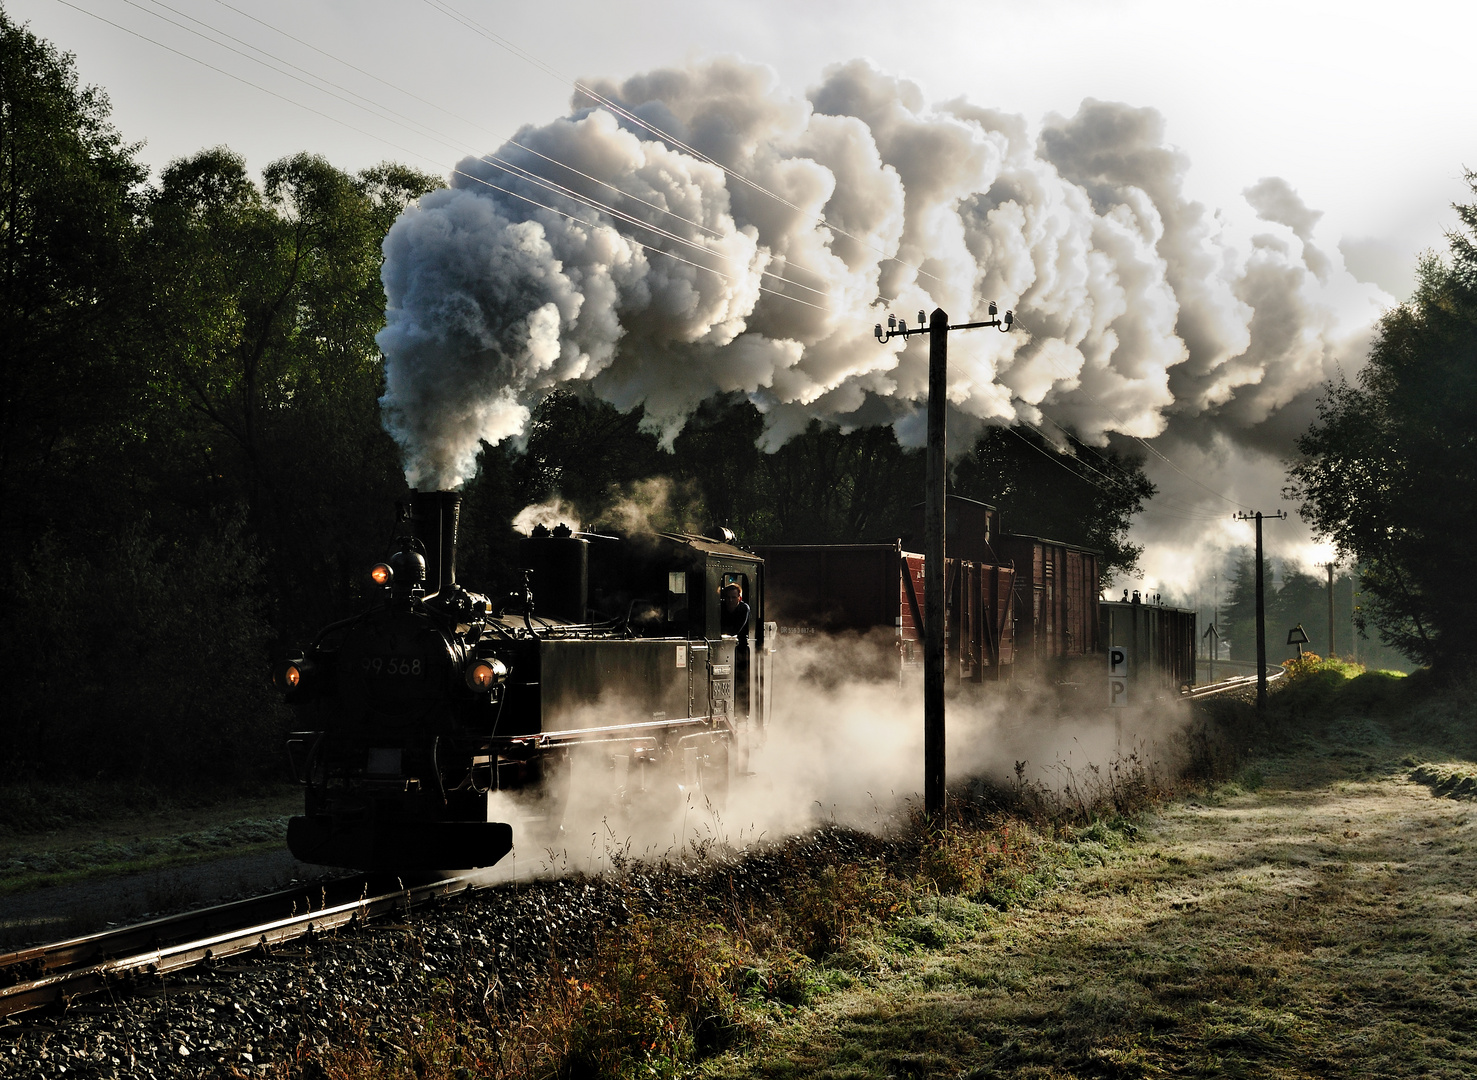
[135, 148, 440, 635]
[1288, 173, 1477, 671]
[953, 425, 1155, 584]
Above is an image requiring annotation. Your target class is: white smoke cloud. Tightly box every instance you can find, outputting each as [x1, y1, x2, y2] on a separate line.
[511, 497, 580, 536]
[471, 631, 1192, 882]
[378, 57, 1392, 490]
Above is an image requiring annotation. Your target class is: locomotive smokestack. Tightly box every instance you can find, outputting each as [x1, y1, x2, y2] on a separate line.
[409, 489, 461, 599]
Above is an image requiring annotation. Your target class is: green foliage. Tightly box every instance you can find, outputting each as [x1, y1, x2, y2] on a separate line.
[1288, 172, 1477, 671]
[0, 513, 285, 783]
[0, 8, 148, 538]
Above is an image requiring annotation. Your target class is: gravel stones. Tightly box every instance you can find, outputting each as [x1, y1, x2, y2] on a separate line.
[0, 825, 888, 1078]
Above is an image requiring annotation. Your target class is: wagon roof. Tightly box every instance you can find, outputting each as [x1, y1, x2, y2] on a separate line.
[660, 532, 764, 560]
[995, 531, 1104, 556]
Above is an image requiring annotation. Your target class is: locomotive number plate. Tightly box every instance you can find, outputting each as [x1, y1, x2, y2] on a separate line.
[361, 655, 426, 677]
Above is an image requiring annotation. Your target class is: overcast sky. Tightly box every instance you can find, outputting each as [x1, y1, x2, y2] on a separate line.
[11, 0, 1476, 593]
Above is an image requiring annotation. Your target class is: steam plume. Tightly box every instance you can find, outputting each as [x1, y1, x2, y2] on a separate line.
[378, 58, 1390, 489]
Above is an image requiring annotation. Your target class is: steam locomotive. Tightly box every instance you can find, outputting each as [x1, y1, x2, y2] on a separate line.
[274, 491, 1194, 872]
[274, 490, 769, 871]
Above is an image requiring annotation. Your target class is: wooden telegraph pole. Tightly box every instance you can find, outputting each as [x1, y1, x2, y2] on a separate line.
[1325, 561, 1336, 658]
[876, 303, 1013, 819]
[1234, 509, 1287, 711]
[923, 310, 949, 819]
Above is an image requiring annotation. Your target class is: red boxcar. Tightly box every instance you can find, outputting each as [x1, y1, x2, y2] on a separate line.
[993, 533, 1102, 672]
[755, 537, 1015, 682]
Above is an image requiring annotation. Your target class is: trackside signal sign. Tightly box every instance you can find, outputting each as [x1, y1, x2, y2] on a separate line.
[1108, 645, 1128, 707]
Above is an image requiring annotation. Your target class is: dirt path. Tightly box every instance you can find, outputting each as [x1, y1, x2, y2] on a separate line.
[713, 736, 1477, 1077]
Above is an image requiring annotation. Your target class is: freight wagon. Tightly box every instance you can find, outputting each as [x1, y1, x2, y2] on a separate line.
[1100, 600, 1197, 692]
[993, 533, 1102, 674]
[758, 496, 1017, 684]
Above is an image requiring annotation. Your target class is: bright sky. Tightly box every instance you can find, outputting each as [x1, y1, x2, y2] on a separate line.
[13, 0, 1474, 300]
[11, 0, 1475, 591]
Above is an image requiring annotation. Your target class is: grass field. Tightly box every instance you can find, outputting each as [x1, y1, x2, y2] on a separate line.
[697, 669, 1477, 1079]
[0, 782, 300, 896]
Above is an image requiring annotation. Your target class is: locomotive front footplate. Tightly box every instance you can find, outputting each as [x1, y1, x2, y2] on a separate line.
[287, 815, 514, 871]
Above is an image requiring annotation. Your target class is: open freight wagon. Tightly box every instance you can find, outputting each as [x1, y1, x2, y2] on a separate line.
[756, 516, 1016, 684]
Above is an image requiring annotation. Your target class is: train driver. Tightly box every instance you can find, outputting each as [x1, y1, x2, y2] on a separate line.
[719, 582, 750, 638]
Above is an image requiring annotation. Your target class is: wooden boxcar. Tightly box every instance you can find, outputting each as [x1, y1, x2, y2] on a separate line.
[754, 541, 1016, 682]
[993, 533, 1102, 672]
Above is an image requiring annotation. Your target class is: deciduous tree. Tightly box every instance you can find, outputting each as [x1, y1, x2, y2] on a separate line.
[1288, 174, 1477, 671]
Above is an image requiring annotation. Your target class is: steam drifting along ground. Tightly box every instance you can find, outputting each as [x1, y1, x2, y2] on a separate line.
[480, 632, 1191, 882]
[377, 57, 1390, 507]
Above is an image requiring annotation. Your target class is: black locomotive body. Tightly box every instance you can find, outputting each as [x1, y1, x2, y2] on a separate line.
[276, 490, 767, 871]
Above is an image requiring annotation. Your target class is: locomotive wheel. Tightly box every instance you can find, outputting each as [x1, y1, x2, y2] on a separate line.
[697, 735, 730, 809]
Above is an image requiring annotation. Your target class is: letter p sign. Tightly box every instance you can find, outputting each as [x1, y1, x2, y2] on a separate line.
[1108, 644, 1129, 708]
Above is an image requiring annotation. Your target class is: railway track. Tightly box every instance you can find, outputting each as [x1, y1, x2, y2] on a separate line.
[1184, 665, 1286, 699]
[0, 870, 474, 1019]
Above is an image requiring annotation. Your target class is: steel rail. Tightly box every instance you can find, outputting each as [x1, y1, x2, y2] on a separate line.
[1184, 665, 1286, 700]
[0, 872, 472, 1018]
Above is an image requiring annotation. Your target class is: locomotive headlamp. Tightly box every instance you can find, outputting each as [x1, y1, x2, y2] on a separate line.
[465, 657, 508, 692]
[370, 562, 393, 586]
[273, 659, 310, 694]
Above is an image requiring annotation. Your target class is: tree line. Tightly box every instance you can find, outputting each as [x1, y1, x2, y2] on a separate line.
[7, 10, 1308, 792]
[1213, 556, 1409, 672]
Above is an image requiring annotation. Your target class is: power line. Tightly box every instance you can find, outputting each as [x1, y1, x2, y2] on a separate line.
[1007, 346, 1254, 511]
[212, 0, 827, 289]
[1029, 410, 1228, 522]
[468, 154, 831, 302]
[140, 0, 829, 304]
[447, 167, 831, 312]
[991, 423, 1220, 524]
[52, 0, 430, 159]
[57, 0, 830, 315]
[418, 0, 945, 292]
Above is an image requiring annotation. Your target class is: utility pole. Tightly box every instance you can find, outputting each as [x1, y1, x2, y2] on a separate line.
[1322, 561, 1336, 658]
[1234, 510, 1287, 711]
[876, 303, 1013, 819]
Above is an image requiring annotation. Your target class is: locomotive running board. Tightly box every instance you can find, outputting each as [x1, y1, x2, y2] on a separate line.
[507, 714, 727, 748]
